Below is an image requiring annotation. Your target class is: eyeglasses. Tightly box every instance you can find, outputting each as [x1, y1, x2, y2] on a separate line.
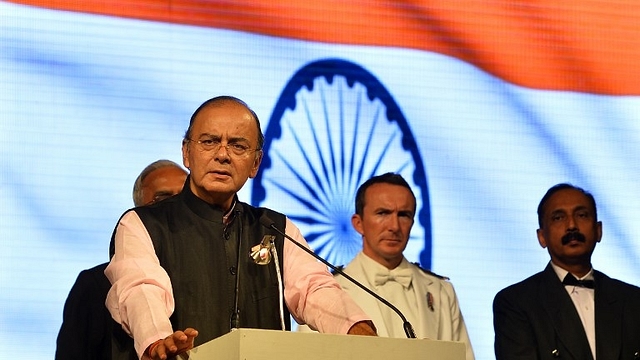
[186, 137, 260, 156]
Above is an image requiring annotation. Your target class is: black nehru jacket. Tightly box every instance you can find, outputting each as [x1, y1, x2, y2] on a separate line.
[117, 178, 291, 349]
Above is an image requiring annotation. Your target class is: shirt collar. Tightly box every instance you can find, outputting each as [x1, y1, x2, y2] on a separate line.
[550, 261, 594, 282]
[358, 252, 412, 288]
[182, 175, 238, 223]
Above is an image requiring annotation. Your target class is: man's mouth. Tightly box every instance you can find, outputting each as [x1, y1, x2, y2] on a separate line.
[211, 170, 231, 176]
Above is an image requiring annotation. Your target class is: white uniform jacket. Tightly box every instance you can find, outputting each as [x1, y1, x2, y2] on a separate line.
[335, 252, 475, 360]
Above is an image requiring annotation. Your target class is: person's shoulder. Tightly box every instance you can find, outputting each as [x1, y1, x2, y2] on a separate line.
[410, 262, 450, 281]
[132, 193, 185, 223]
[66, 262, 111, 302]
[79, 262, 109, 278]
[595, 270, 640, 294]
[494, 270, 547, 300]
[72, 262, 109, 283]
[249, 203, 286, 219]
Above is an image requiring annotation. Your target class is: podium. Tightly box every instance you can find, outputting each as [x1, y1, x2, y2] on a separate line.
[182, 328, 465, 360]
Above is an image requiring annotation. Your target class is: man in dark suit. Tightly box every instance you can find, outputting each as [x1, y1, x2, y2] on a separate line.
[493, 183, 640, 360]
[55, 160, 187, 360]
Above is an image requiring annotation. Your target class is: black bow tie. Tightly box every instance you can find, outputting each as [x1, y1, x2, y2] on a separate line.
[563, 274, 595, 289]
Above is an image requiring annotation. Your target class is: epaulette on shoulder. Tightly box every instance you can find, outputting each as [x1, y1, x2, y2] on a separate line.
[331, 265, 345, 276]
[412, 262, 450, 280]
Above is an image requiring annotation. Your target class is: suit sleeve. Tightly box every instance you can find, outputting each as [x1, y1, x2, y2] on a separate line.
[493, 288, 539, 360]
[55, 266, 111, 360]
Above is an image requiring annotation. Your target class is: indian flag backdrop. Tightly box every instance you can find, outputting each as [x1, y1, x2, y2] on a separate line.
[2, 1, 639, 359]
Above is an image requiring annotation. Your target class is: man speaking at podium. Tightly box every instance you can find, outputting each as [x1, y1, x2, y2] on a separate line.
[105, 96, 376, 360]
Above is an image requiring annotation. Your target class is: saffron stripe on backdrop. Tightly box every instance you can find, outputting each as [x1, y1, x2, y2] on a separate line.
[7, 0, 640, 95]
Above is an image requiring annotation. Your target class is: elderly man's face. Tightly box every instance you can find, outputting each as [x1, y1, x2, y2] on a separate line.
[182, 101, 262, 209]
[140, 166, 187, 206]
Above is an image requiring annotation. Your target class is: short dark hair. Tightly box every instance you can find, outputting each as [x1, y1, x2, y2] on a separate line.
[183, 96, 264, 150]
[354, 172, 415, 216]
[537, 183, 597, 227]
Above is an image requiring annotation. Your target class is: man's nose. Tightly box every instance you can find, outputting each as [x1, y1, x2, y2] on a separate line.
[387, 215, 401, 231]
[566, 220, 579, 232]
[215, 143, 231, 160]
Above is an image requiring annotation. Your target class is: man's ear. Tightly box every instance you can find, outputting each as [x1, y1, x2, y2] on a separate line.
[182, 141, 190, 170]
[351, 214, 364, 236]
[249, 150, 263, 178]
[536, 228, 547, 248]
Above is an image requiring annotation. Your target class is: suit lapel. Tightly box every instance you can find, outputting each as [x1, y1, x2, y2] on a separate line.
[539, 265, 593, 360]
[593, 271, 622, 359]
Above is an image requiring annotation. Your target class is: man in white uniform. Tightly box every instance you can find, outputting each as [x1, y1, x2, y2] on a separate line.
[336, 172, 475, 360]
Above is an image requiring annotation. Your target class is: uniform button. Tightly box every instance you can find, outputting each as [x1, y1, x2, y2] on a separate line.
[230, 266, 237, 275]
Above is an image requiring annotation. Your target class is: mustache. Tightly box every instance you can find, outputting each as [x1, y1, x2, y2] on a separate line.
[561, 232, 586, 245]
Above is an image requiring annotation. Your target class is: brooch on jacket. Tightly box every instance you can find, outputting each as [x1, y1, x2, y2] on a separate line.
[426, 292, 435, 312]
[251, 235, 276, 265]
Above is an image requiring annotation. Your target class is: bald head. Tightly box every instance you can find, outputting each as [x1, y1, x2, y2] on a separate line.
[132, 160, 188, 206]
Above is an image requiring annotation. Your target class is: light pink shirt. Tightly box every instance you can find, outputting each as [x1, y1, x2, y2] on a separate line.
[105, 211, 370, 358]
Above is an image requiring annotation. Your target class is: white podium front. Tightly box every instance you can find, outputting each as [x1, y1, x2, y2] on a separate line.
[182, 328, 465, 360]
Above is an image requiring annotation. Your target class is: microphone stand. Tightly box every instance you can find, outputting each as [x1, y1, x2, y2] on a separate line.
[269, 238, 286, 330]
[260, 215, 417, 339]
[230, 209, 242, 329]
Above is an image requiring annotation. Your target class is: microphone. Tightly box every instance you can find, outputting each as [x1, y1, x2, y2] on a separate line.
[258, 214, 417, 339]
[230, 208, 242, 329]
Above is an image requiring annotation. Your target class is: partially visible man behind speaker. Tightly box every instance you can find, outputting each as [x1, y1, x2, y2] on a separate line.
[55, 159, 187, 360]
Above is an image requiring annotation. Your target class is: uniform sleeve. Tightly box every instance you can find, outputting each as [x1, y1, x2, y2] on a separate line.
[104, 211, 174, 359]
[281, 217, 371, 334]
[441, 280, 475, 360]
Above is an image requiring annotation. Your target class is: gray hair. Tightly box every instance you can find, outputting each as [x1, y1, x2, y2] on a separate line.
[132, 159, 184, 206]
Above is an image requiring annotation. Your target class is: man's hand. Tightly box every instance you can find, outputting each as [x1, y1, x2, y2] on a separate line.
[347, 321, 377, 336]
[147, 328, 199, 360]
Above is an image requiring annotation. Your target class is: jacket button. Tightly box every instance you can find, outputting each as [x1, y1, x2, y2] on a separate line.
[230, 266, 237, 275]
